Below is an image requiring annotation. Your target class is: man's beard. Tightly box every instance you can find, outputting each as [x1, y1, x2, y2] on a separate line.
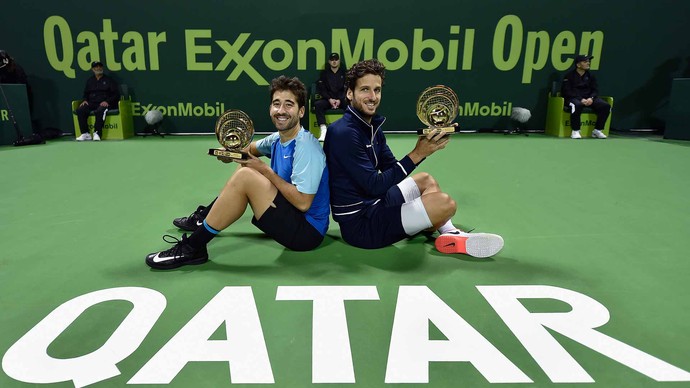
[273, 115, 299, 132]
[351, 98, 377, 119]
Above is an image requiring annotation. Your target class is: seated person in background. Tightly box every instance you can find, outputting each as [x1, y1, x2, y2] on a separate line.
[75, 61, 119, 141]
[0, 50, 28, 85]
[0, 50, 33, 113]
[314, 53, 347, 141]
[561, 54, 611, 139]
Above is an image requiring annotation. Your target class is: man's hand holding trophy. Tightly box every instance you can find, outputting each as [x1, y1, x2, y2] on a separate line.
[407, 85, 460, 163]
[208, 109, 254, 161]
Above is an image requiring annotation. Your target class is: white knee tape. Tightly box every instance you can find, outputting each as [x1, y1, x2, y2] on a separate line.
[397, 177, 421, 203]
[400, 197, 433, 235]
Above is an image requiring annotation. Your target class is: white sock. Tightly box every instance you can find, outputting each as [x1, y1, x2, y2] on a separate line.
[320, 124, 327, 132]
[438, 220, 459, 234]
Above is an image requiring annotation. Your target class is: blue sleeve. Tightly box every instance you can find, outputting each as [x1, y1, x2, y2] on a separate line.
[255, 132, 279, 157]
[291, 133, 325, 194]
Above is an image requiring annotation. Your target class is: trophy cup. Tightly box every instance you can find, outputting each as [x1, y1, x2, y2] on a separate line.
[416, 85, 459, 135]
[208, 109, 254, 160]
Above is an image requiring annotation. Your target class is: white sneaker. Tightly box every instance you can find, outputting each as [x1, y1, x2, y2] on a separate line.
[93, 133, 101, 141]
[591, 129, 607, 139]
[435, 230, 504, 258]
[76, 133, 92, 141]
[318, 125, 327, 142]
[570, 130, 582, 139]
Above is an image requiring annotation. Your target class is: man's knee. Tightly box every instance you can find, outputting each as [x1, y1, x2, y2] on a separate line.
[227, 166, 269, 192]
[597, 101, 611, 113]
[426, 192, 456, 219]
[439, 193, 457, 216]
[567, 99, 583, 113]
[314, 99, 328, 112]
[76, 106, 90, 117]
[421, 192, 457, 227]
[413, 172, 438, 191]
[229, 166, 257, 182]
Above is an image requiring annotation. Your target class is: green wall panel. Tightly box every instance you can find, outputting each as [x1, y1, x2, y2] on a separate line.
[2, 0, 689, 134]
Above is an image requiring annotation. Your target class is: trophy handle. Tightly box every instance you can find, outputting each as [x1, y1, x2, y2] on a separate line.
[208, 148, 248, 160]
[417, 126, 458, 135]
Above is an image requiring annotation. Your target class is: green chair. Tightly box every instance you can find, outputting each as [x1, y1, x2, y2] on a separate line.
[307, 83, 344, 138]
[72, 84, 134, 140]
[545, 92, 613, 138]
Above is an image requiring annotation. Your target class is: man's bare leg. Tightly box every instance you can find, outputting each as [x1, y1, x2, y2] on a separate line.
[146, 167, 279, 270]
[205, 167, 278, 230]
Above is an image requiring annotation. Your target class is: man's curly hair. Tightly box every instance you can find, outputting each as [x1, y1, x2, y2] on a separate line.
[270, 76, 307, 108]
[345, 59, 386, 91]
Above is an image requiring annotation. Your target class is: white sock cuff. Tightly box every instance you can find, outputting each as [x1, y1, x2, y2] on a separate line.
[438, 220, 457, 234]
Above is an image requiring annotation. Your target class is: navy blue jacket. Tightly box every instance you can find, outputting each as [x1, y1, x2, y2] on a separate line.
[561, 68, 599, 101]
[316, 66, 346, 101]
[323, 106, 418, 223]
[82, 74, 119, 106]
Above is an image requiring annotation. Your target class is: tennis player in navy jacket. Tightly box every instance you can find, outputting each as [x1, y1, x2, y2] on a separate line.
[323, 59, 503, 258]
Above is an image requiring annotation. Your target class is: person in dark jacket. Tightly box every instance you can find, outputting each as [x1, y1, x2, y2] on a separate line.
[561, 54, 611, 139]
[314, 53, 347, 141]
[75, 61, 119, 141]
[323, 59, 504, 258]
[0, 50, 28, 84]
[0, 50, 33, 113]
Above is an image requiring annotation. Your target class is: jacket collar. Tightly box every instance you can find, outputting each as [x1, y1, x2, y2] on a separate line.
[346, 105, 386, 132]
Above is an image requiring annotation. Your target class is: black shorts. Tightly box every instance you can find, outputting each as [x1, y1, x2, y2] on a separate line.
[252, 191, 324, 251]
[338, 185, 408, 249]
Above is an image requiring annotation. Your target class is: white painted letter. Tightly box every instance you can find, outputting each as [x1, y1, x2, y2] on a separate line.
[478, 285, 690, 382]
[385, 286, 531, 383]
[129, 286, 273, 384]
[276, 286, 379, 383]
[2, 287, 165, 387]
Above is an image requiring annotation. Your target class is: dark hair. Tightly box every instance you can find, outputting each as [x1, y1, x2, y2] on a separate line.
[270, 76, 307, 108]
[346, 59, 386, 91]
[0, 50, 12, 65]
[323, 57, 346, 72]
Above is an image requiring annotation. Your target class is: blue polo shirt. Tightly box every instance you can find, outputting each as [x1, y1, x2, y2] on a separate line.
[256, 129, 330, 235]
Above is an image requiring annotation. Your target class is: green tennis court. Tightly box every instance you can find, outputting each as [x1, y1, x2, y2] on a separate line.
[1, 133, 689, 387]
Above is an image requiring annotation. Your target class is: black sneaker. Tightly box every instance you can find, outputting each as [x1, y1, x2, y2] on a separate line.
[145, 234, 209, 270]
[173, 205, 206, 231]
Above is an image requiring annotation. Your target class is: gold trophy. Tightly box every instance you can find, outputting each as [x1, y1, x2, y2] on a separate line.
[208, 109, 254, 160]
[416, 85, 459, 135]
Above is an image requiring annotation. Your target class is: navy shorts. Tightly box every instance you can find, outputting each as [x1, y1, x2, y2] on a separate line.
[252, 191, 324, 251]
[338, 186, 408, 249]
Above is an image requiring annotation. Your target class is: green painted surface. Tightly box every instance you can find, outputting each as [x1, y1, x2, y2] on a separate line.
[1, 133, 689, 386]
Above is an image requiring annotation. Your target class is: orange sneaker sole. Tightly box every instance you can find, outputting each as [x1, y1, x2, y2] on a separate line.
[435, 233, 504, 258]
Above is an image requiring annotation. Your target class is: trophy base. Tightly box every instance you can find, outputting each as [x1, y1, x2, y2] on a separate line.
[208, 148, 247, 160]
[417, 126, 457, 135]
